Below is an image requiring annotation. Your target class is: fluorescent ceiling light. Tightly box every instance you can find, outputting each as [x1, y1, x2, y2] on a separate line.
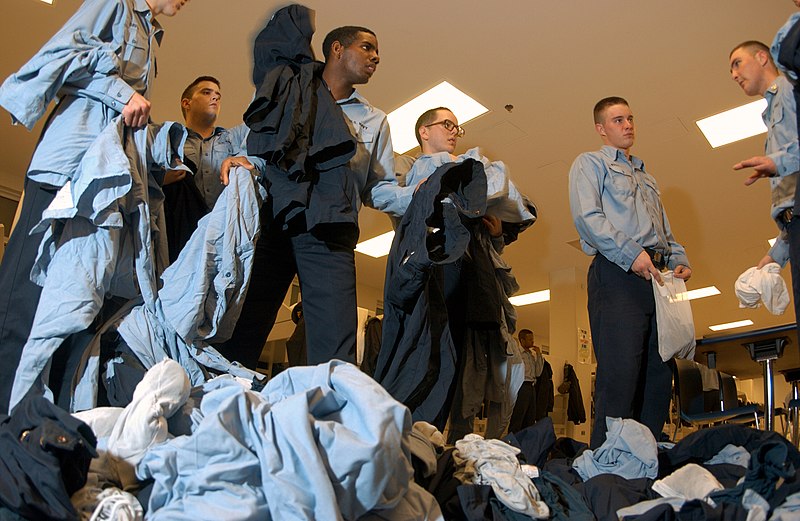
[768, 237, 777, 247]
[387, 81, 489, 154]
[509, 290, 550, 306]
[40, 0, 54, 3]
[709, 319, 754, 332]
[676, 286, 721, 301]
[355, 231, 394, 258]
[696, 99, 767, 148]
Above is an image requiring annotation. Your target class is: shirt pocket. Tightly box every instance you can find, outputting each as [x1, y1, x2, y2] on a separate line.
[604, 159, 635, 196]
[120, 24, 149, 84]
[640, 172, 661, 197]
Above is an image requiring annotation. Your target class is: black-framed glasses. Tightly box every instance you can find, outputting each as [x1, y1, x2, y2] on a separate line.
[424, 119, 465, 137]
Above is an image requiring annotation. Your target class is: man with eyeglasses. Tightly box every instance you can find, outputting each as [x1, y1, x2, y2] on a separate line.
[373, 106, 536, 439]
[569, 96, 691, 449]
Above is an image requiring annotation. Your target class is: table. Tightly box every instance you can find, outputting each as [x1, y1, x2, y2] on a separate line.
[697, 323, 796, 431]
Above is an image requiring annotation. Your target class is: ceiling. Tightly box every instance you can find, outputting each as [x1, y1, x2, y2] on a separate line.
[2, 0, 799, 372]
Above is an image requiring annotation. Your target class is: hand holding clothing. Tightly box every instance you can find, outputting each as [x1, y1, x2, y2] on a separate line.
[219, 155, 256, 186]
[122, 91, 151, 128]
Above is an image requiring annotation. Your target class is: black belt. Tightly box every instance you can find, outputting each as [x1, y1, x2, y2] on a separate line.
[778, 208, 794, 226]
[644, 247, 667, 270]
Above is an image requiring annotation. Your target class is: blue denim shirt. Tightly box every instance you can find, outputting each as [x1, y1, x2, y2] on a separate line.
[763, 76, 800, 266]
[377, 147, 536, 225]
[338, 90, 399, 212]
[772, 12, 800, 81]
[184, 123, 264, 210]
[0, 0, 162, 188]
[569, 145, 690, 271]
[9, 118, 187, 411]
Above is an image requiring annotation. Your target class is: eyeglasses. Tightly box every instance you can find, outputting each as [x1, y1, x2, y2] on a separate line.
[424, 119, 465, 137]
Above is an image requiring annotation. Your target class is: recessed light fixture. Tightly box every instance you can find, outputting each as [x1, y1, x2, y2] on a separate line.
[677, 286, 721, 301]
[768, 237, 777, 247]
[696, 99, 767, 148]
[708, 319, 754, 332]
[386, 81, 489, 154]
[39, 0, 54, 4]
[355, 231, 395, 258]
[509, 290, 550, 306]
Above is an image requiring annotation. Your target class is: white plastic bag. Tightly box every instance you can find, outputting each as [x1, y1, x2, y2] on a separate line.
[652, 272, 696, 362]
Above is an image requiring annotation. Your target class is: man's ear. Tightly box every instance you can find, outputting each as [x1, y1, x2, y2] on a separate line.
[181, 98, 191, 113]
[595, 122, 606, 137]
[756, 49, 769, 67]
[330, 40, 344, 59]
[418, 125, 429, 144]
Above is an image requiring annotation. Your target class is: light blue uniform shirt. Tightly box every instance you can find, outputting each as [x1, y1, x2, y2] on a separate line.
[772, 12, 800, 81]
[336, 89, 399, 212]
[763, 76, 800, 266]
[0, 0, 162, 188]
[569, 145, 689, 272]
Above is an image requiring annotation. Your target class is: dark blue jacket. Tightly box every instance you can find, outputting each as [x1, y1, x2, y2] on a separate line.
[373, 159, 487, 423]
[244, 5, 359, 240]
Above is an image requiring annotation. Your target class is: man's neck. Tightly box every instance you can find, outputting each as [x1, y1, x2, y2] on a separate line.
[185, 116, 216, 139]
[322, 68, 355, 101]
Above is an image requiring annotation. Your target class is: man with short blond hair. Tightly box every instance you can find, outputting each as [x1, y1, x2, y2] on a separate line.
[569, 96, 691, 448]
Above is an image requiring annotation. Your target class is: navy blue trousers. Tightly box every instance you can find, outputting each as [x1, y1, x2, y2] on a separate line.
[0, 178, 53, 414]
[587, 254, 674, 448]
[217, 212, 358, 370]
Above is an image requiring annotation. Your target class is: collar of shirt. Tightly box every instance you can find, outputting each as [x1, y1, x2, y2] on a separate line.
[599, 144, 645, 171]
[134, 0, 164, 44]
[186, 126, 226, 141]
[337, 88, 370, 107]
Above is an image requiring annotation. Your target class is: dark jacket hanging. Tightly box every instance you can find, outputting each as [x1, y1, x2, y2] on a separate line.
[373, 159, 487, 424]
[564, 363, 586, 424]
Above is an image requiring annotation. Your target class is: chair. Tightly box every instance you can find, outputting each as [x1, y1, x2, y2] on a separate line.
[718, 371, 760, 428]
[672, 359, 759, 439]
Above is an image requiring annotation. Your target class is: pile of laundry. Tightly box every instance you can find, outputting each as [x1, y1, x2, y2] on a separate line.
[3, 356, 800, 520]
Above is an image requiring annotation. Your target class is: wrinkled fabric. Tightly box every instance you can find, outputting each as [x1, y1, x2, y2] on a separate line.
[138, 361, 441, 520]
[705, 444, 751, 469]
[652, 463, 723, 502]
[378, 147, 537, 230]
[75, 166, 266, 398]
[0, 393, 97, 521]
[373, 160, 486, 424]
[9, 119, 187, 412]
[573, 417, 659, 481]
[735, 263, 790, 314]
[454, 434, 550, 519]
[104, 360, 190, 488]
[0, 0, 161, 189]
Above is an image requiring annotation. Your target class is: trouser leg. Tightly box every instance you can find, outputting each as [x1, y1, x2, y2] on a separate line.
[0, 179, 54, 414]
[788, 217, 800, 354]
[508, 381, 535, 434]
[292, 226, 357, 365]
[588, 255, 655, 448]
[217, 209, 297, 370]
[637, 317, 675, 442]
